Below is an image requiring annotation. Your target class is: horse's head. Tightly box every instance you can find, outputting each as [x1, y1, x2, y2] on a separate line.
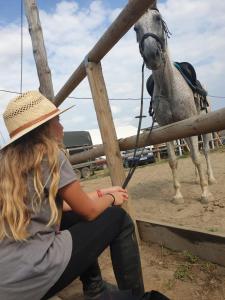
[134, 1, 170, 70]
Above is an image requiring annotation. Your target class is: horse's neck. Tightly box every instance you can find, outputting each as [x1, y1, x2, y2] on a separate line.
[152, 51, 174, 96]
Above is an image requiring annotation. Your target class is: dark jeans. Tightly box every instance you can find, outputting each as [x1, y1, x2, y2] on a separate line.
[42, 206, 135, 299]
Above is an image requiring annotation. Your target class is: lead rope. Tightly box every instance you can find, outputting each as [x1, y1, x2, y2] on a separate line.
[122, 62, 155, 189]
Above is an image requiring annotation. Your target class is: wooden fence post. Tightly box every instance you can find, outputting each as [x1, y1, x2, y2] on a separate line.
[85, 60, 140, 242]
[24, 0, 54, 100]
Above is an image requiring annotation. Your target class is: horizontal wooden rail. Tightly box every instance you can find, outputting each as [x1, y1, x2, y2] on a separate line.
[54, 0, 154, 106]
[69, 107, 225, 164]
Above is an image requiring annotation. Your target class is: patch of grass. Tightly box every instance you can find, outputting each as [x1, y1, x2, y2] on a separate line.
[164, 278, 175, 290]
[178, 153, 190, 159]
[174, 263, 193, 281]
[183, 250, 199, 264]
[207, 227, 219, 233]
[200, 261, 215, 273]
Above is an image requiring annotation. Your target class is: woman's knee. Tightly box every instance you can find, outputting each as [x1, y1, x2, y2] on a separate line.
[106, 206, 135, 236]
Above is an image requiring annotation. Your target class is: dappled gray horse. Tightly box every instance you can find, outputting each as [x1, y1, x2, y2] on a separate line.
[134, 1, 215, 204]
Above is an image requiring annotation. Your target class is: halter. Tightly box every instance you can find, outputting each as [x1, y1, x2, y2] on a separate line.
[139, 32, 165, 61]
[138, 9, 171, 65]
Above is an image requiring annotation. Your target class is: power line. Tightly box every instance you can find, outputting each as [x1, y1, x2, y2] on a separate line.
[208, 94, 225, 99]
[0, 88, 225, 100]
[68, 96, 150, 101]
[69, 95, 225, 100]
[0, 89, 149, 100]
[0, 89, 21, 95]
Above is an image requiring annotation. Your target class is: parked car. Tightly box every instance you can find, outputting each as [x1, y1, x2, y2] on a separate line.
[122, 147, 155, 168]
[95, 157, 107, 170]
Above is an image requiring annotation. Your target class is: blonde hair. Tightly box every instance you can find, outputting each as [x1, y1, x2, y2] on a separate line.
[0, 123, 61, 241]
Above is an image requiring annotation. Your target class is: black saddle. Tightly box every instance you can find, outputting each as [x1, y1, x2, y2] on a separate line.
[146, 61, 209, 117]
[175, 61, 197, 87]
[174, 62, 207, 98]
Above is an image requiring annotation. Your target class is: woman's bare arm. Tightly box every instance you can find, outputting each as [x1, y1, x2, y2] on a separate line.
[59, 181, 128, 221]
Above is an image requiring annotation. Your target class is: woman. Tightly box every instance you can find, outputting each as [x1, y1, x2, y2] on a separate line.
[0, 91, 144, 300]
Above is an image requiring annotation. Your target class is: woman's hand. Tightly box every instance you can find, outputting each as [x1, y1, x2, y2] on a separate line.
[100, 186, 127, 195]
[60, 182, 129, 221]
[106, 190, 129, 206]
[98, 186, 129, 206]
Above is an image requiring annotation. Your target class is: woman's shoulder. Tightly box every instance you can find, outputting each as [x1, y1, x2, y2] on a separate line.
[41, 149, 70, 171]
[57, 149, 77, 187]
[58, 148, 70, 164]
[59, 148, 70, 158]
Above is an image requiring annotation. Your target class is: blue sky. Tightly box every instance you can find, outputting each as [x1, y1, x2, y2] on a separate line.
[0, 0, 127, 24]
[0, 0, 225, 146]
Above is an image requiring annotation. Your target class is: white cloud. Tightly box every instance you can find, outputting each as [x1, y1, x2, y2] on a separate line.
[88, 128, 102, 144]
[110, 105, 121, 114]
[62, 115, 86, 126]
[0, 0, 225, 147]
[55, 1, 79, 14]
[109, 7, 122, 23]
[116, 125, 138, 139]
[89, 125, 138, 145]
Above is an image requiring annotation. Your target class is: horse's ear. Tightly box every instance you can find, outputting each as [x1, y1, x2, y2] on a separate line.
[151, 0, 157, 9]
[128, 0, 157, 8]
[128, 0, 157, 9]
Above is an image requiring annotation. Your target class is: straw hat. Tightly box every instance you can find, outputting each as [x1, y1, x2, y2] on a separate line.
[2, 90, 74, 149]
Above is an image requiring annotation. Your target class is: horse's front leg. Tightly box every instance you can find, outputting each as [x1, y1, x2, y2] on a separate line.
[167, 141, 184, 204]
[202, 133, 216, 185]
[186, 136, 213, 203]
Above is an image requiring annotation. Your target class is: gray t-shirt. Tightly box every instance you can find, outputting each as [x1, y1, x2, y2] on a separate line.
[0, 150, 77, 300]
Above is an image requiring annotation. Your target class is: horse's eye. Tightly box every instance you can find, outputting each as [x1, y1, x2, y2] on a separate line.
[154, 14, 161, 22]
[134, 26, 138, 32]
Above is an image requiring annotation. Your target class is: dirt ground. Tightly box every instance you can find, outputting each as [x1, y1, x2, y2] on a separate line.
[58, 149, 225, 300]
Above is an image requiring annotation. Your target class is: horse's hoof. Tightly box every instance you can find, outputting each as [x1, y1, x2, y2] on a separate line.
[208, 177, 216, 185]
[200, 192, 214, 204]
[200, 196, 208, 204]
[172, 196, 184, 204]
